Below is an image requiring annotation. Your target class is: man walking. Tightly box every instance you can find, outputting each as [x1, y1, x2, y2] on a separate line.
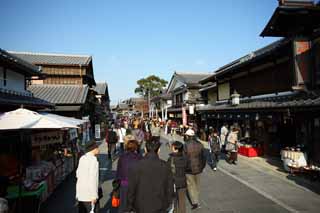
[76, 143, 100, 213]
[126, 137, 174, 213]
[107, 124, 118, 159]
[184, 129, 206, 210]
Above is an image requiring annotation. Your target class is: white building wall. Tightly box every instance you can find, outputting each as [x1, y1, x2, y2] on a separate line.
[5, 69, 25, 92]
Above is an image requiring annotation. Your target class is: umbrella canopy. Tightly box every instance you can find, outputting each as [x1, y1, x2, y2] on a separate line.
[0, 108, 78, 130]
[40, 112, 85, 126]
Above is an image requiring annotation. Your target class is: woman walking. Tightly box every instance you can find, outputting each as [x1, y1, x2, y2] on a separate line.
[226, 127, 239, 165]
[116, 140, 141, 212]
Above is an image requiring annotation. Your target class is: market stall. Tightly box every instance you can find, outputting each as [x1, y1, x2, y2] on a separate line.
[0, 108, 79, 213]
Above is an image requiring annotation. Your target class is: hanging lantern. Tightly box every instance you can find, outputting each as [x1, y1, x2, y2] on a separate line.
[231, 90, 240, 106]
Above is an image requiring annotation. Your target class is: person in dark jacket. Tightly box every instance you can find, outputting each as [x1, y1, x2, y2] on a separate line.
[208, 129, 221, 171]
[116, 140, 141, 213]
[184, 129, 206, 210]
[126, 137, 174, 213]
[167, 141, 187, 213]
[107, 125, 118, 159]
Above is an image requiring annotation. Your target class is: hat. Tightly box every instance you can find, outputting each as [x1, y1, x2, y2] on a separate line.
[185, 129, 195, 136]
[86, 142, 99, 152]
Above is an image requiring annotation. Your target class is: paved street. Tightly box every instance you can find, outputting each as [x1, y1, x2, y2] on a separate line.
[40, 137, 320, 213]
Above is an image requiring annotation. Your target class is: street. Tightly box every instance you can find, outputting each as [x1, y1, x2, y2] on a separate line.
[39, 136, 303, 213]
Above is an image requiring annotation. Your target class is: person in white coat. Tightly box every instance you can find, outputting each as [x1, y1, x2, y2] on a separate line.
[76, 143, 100, 213]
[220, 123, 229, 152]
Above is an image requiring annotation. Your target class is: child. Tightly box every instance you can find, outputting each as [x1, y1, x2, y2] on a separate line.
[167, 141, 187, 213]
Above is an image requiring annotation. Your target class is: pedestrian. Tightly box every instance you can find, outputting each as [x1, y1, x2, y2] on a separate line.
[134, 124, 145, 155]
[107, 124, 118, 159]
[76, 142, 100, 213]
[116, 140, 141, 213]
[126, 137, 174, 213]
[184, 129, 206, 210]
[208, 129, 221, 171]
[167, 141, 187, 213]
[117, 124, 127, 154]
[226, 127, 239, 165]
[220, 123, 229, 153]
[151, 122, 161, 142]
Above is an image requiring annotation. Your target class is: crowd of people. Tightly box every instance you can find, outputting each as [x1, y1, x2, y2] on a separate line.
[75, 117, 241, 213]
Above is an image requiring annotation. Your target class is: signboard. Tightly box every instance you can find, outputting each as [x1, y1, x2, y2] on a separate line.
[32, 131, 63, 147]
[95, 124, 101, 139]
[182, 107, 187, 126]
[189, 105, 194, 115]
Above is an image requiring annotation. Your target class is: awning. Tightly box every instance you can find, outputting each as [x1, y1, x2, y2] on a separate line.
[0, 108, 78, 130]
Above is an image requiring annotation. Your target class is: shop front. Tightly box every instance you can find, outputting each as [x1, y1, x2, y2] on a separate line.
[0, 108, 88, 213]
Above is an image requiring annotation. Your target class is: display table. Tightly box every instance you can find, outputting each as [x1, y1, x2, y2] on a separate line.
[238, 146, 263, 157]
[6, 182, 47, 213]
[281, 150, 307, 172]
[6, 182, 47, 200]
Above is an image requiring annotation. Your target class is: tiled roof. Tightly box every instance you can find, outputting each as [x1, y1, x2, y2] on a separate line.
[28, 84, 89, 104]
[0, 49, 40, 76]
[8, 51, 92, 66]
[199, 38, 290, 83]
[175, 72, 211, 85]
[93, 83, 108, 95]
[0, 92, 53, 108]
[198, 91, 320, 111]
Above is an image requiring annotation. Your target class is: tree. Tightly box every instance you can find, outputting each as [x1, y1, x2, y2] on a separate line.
[134, 75, 168, 98]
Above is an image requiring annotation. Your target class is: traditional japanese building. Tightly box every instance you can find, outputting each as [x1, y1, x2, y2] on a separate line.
[0, 49, 53, 112]
[198, 1, 320, 162]
[8, 51, 96, 87]
[166, 72, 210, 125]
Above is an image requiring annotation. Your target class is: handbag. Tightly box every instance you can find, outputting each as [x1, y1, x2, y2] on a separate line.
[111, 194, 120, 208]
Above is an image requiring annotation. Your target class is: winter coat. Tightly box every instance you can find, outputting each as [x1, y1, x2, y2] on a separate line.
[116, 152, 141, 185]
[209, 135, 221, 153]
[226, 131, 238, 152]
[167, 152, 187, 189]
[184, 138, 206, 175]
[108, 129, 118, 144]
[127, 152, 174, 213]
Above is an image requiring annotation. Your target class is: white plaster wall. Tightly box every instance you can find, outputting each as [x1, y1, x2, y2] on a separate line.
[6, 69, 25, 92]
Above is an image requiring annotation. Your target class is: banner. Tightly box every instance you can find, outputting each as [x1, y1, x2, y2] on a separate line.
[182, 107, 187, 126]
[32, 131, 63, 147]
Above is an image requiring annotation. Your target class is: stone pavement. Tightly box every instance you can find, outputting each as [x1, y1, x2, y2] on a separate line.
[162, 132, 320, 213]
[40, 136, 320, 213]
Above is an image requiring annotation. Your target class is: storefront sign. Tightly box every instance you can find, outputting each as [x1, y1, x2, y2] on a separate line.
[95, 124, 101, 139]
[32, 131, 63, 147]
[182, 107, 187, 126]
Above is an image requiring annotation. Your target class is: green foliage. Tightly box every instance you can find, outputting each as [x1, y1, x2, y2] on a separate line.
[134, 75, 168, 98]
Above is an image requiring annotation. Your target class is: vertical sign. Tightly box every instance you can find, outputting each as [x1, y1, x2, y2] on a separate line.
[95, 124, 101, 139]
[182, 107, 187, 126]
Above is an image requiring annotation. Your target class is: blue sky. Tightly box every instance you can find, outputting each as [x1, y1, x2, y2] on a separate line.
[0, 0, 279, 104]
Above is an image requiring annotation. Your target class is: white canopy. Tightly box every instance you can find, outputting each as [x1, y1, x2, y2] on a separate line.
[40, 112, 86, 126]
[0, 108, 78, 130]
